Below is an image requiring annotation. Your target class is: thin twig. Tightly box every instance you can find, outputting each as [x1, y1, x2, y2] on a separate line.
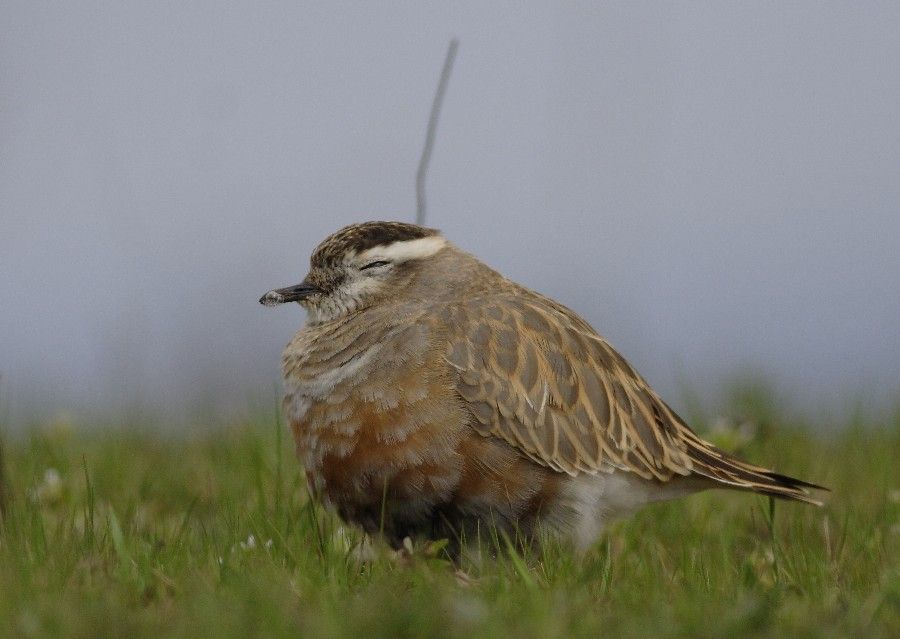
[416, 38, 458, 226]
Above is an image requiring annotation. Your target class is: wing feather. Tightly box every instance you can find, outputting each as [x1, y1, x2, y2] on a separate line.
[442, 293, 690, 479]
[441, 291, 825, 504]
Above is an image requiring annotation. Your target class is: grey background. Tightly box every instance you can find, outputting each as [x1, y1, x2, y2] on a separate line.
[2, 2, 898, 425]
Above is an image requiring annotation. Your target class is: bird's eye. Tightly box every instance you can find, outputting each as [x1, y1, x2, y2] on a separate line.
[359, 260, 391, 271]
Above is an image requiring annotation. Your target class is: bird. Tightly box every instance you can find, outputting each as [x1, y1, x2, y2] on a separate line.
[260, 221, 825, 553]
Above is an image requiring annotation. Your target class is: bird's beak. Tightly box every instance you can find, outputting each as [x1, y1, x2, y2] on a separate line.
[259, 282, 320, 306]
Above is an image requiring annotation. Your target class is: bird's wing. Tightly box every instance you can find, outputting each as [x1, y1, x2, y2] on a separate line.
[440, 290, 813, 493]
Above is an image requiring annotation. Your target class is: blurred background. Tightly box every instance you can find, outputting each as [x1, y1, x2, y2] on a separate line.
[1, 2, 898, 427]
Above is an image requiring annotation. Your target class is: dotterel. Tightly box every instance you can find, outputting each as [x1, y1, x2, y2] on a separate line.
[261, 221, 825, 552]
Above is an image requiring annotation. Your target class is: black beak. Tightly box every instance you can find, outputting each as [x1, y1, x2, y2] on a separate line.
[259, 282, 320, 306]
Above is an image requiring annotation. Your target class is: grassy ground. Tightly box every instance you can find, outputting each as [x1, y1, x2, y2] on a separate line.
[0, 407, 897, 638]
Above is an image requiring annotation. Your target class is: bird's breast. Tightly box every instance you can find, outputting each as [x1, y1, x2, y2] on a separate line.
[282, 318, 466, 511]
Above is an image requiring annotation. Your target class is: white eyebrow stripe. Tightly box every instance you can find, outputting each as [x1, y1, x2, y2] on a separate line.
[356, 236, 447, 263]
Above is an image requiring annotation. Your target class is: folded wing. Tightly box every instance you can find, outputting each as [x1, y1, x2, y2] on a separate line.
[440, 292, 824, 503]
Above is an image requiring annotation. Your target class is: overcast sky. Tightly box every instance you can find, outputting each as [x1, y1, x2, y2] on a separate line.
[2, 2, 898, 425]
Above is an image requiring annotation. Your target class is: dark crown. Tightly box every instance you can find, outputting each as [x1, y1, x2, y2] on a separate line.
[310, 221, 439, 267]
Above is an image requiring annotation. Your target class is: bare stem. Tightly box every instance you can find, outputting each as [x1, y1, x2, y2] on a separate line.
[416, 38, 458, 226]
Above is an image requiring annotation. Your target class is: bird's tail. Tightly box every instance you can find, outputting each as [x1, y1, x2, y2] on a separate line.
[682, 437, 827, 505]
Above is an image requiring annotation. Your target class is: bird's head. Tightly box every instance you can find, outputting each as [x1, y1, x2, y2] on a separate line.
[259, 221, 449, 323]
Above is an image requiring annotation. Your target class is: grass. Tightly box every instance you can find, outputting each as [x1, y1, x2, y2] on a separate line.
[0, 407, 897, 638]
